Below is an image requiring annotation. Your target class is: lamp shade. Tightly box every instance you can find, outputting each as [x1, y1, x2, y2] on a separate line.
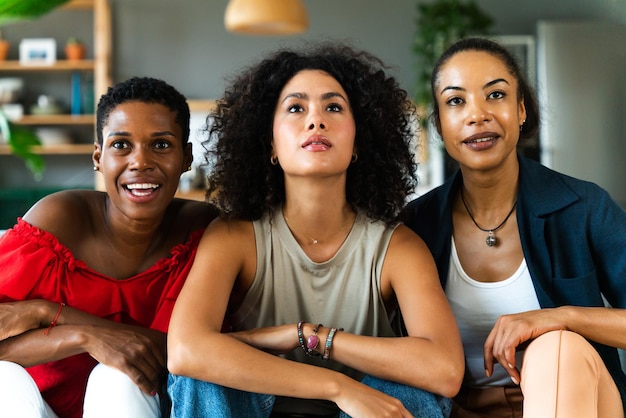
[225, 0, 308, 35]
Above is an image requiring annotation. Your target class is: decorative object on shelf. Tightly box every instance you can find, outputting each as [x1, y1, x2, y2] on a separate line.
[224, 0, 308, 35]
[30, 94, 63, 116]
[0, 77, 22, 104]
[65, 37, 85, 60]
[0, 0, 70, 26]
[0, 30, 9, 61]
[70, 71, 82, 114]
[35, 127, 73, 145]
[1, 103, 23, 120]
[19, 38, 56, 65]
[0, 0, 70, 180]
[0, 0, 108, 182]
[413, 0, 494, 117]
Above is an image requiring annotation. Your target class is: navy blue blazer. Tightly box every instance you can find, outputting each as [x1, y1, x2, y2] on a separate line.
[402, 155, 626, 409]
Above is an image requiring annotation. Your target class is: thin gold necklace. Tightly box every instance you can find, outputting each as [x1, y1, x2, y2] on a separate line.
[284, 215, 354, 245]
[460, 189, 517, 247]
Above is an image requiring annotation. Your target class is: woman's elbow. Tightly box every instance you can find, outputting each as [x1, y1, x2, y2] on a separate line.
[166, 334, 191, 376]
[166, 352, 182, 377]
[438, 354, 464, 398]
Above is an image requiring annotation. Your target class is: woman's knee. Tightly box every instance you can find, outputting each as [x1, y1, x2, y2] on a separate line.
[525, 330, 595, 370]
[84, 364, 160, 418]
[0, 361, 56, 417]
[356, 375, 452, 418]
[168, 374, 274, 418]
[0, 360, 34, 385]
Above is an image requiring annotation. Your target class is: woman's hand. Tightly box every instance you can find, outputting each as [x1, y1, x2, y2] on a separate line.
[484, 308, 564, 384]
[0, 300, 51, 341]
[230, 323, 300, 354]
[334, 377, 414, 418]
[80, 325, 166, 395]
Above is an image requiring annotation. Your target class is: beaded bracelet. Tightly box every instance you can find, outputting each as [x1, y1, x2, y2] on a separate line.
[43, 302, 65, 335]
[297, 321, 307, 351]
[322, 327, 344, 361]
[305, 323, 322, 356]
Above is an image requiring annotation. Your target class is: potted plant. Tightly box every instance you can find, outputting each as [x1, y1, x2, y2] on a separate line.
[0, 30, 9, 61]
[412, 0, 494, 178]
[0, 111, 44, 179]
[413, 0, 494, 114]
[65, 37, 85, 60]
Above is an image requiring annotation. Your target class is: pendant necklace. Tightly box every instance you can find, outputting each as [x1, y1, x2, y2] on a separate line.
[284, 215, 353, 246]
[460, 189, 517, 247]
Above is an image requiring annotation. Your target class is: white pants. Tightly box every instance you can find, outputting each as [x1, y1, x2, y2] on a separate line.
[0, 361, 161, 418]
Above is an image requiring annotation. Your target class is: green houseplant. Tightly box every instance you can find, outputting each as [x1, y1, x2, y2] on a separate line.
[0, 0, 71, 179]
[0, 0, 70, 26]
[413, 0, 494, 112]
[0, 113, 44, 179]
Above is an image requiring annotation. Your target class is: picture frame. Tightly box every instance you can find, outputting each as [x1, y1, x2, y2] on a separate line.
[19, 38, 57, 66]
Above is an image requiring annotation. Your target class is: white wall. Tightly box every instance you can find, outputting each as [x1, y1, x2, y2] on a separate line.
[537, 21, 626, 207]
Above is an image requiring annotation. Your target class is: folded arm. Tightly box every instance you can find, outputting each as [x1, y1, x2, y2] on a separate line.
[0, 299, 166, 395]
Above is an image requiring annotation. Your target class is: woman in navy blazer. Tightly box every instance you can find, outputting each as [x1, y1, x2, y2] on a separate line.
[402, 37, 626, 417]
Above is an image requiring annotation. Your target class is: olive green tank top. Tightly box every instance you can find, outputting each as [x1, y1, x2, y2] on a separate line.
[230, 208, 398, 414]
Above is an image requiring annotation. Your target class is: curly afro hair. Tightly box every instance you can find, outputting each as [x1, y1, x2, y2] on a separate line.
[206, 42, 418, 224]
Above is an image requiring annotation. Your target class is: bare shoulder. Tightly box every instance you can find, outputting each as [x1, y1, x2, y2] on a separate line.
[203, 215, 254, 242]
[22, 190, 103, 238]
[388, 223, 431, 256]
[197, 216, 256, 272]
[383, 223, 439, 290]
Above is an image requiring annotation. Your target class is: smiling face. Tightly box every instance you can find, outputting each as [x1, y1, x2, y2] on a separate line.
[272, 69, 356, 179]
[434, 50, 526, 172]
[93, 101, 191, 220]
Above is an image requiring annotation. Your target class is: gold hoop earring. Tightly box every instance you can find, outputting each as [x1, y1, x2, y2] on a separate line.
[351, 152, 358, 163]
[270, 155, 278, 165]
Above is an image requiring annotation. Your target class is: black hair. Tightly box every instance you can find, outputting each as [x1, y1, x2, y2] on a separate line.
[96, 76, 190, 145]
[430, 37, 539, 141]
[206, 42, 418, 223]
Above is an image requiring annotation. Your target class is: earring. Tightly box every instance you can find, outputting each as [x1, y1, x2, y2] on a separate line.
[93, 166, 99, 171]
[185, 165, 192, 172]
[270, 155, 278, 165]
[351, 152, 358, 163]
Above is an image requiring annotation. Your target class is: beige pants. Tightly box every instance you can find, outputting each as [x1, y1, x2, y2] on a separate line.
[452, 330, 624, 418]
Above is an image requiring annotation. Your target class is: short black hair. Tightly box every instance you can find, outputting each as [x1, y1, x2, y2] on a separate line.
[96, 76, 190, 145]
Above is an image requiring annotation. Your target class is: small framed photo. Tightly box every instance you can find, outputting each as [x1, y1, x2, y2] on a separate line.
[19, 38, 57, 65]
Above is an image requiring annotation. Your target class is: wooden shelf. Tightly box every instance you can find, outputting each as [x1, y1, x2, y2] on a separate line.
[0, 60, 95, 71]
[175, 189, 207, 201]
[62, 0, 95, 10]
[188, 100, 216, 113]
[0, 144, 94, 155]
[15, 114, 95, 125]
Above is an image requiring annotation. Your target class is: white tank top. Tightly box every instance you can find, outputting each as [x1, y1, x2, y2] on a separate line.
[445, 237, 540, 387]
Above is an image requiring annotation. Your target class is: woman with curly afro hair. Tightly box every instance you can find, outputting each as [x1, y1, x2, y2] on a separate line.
[167, 42, 463, 418]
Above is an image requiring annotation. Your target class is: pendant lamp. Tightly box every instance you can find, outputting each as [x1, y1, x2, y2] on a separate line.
[224, 0, 308, 35]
